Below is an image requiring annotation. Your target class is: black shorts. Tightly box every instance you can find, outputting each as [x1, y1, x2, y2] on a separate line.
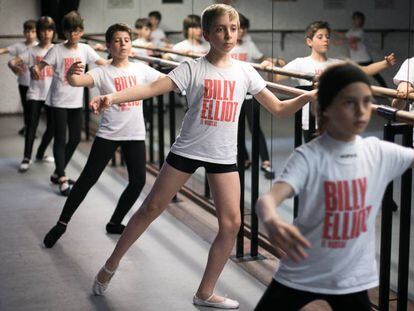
[166, 152, 238, 174]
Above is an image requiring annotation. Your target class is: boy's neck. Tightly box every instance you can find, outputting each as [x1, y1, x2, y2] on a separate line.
[310, 50, 328, 62]
[65, 41, 79, 49]
[39, 41, 52, 49]
[111, 57, 129, 67]
[25, 39, 36, 46]
[326, 129, 356, 142]
[188, 37, 201, 45]
[205, 48, 232, 68]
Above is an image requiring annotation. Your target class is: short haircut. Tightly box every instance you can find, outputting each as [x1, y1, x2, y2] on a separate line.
[183, 14, 201, 39]
[135, 18, 151, 30]
[105, 23, 132, 43]
[36, 16, 56, 39]
[238, 13, 249, 30]
[305, 21, 331, 40]
[23, 19, 36, 31]
[201, 3, 239, 33]
[62, 11, 84, 32]
[148, 11, 161, 21]
[352, 11, 365, 26]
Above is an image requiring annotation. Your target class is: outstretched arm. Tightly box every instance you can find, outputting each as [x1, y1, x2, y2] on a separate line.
[0, 47, 10, 55]
[359, 53, 396, 76]
[254, 87, 317, 118]
[8, 56, 25, 75]
[89, 76, 177, 113]
[256, 182, 311, 261]
[66, 61, 94, 88]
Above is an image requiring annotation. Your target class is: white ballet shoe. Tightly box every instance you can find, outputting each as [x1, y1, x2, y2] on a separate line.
[193, 293, 239, 309]
[92, 265, 117, 296]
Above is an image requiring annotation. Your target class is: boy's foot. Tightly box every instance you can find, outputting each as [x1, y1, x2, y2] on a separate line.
[43, 222, 67, 248]
[193, 293, 239, 309]
[106, 223, 125, 234]
[260, 163, 275, 180]
[50, 174, 75, 185]
[92, 264, 117, 296]
[36, 155, 55, 163]
[19, 158, 31, 172]
[59, 179, 71, 197]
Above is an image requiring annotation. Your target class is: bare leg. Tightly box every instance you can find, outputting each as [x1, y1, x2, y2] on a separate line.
[196, 171, 241, 302]
[96, 162, 191, 282]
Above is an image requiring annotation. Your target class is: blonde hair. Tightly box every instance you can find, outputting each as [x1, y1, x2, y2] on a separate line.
[201, 3, 239, 33]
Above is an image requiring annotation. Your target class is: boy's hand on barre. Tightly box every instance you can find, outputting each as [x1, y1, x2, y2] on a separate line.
[392, 82, 414, 110]
[263, 217, 311, 262]
[89, 94, 113, 114]
[384, 53, 396, 67]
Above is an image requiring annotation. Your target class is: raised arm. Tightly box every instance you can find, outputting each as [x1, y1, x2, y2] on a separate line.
[0, 47, 10, 55]
[256, 182, 311, 261]
[254, 87, 317, 118]
[89, 75, 177, 114]
[359, 53, 396, 76]
[66, 61, 94, 88]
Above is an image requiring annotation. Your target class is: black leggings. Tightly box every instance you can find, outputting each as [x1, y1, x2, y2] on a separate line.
[58, 137, 146, 225]
[51, 107, 82, 177]
[24, 100, 54, 159]
[18, 84, 30, 128]
[239, 99, 270, 163]
[255, 279, 372, 311]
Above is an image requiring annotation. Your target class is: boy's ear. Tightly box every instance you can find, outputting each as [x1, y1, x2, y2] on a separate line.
[203, 31, 210, 42]
[306, 37, 313, 48]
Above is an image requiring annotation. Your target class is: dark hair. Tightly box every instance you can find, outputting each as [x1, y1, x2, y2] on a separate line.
[305, 21, 331, 40]
[23, 19, 36, 31]
[238, 13, 249, 30]
[105, 23, 132, 43]
[62, 11, 84, 32]
[135, 18, 151, 30]
[352, 11, 365, 26]
[36, 16, 56, 40]
[148, 11, 162, 21]
[183, 14, 201, 39]
[316, 63, 371, 132]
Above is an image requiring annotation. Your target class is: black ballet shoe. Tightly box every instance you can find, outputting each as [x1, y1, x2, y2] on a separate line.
[106, 223, 125, 234]
[261, 164, 275, 179]
[43, 222, 67, 248]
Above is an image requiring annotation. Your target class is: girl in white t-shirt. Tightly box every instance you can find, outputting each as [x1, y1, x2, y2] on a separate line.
[43, 23, 164, 248]
[8, 17, 56, 173]
[255, 64, 414, 310]
[1, 19, 38, 135]
[89, 4, 316, 309]
[30, 11, 108, 196]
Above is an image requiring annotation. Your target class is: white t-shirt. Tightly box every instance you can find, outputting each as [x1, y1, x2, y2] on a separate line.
[274, 133, 414, 294]
[230, 39, 263, 63]
[345, 28, 371, 63]
[8, 41, 38, 86]
[150, 28, 166, 48]
[171, 39, 210, 63]
[87, 62, 161, 141]
[168, 57, 266, 164]
[284, 56, 341, 130]
[131, 38, 153, 60]
[19, 45, 54, 101]
[43, 42, 100, 108]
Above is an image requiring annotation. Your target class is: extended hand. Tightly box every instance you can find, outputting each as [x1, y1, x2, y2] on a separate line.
[68, 61, 85, 75]
[89, 94, 113, 114]
[384, 53, 396, 67]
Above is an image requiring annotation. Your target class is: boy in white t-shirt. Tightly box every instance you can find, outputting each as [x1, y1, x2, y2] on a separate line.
[8, 16, 56, 172]
[43, 23, 164, 248]
[335, 11, 388, 88]
[1, 19, 37, 135]
[131, 18, 154, 59]
[255, 64, 414, 310]
[89, 4, 316, 309]
[148, 11, 167, 48]
[30, 11, 108, 196]
[392, 58, 414, 111]
[278, 21, 395, 142]
[164, 14, 210, 63]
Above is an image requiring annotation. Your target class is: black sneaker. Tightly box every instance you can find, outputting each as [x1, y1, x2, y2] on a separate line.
[43, 222, 67, 248]
[59, 180, 71, 196]
[50, 174, 75, 185]
[261, 165, 275, 180]
[106, 223, 125, 234]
